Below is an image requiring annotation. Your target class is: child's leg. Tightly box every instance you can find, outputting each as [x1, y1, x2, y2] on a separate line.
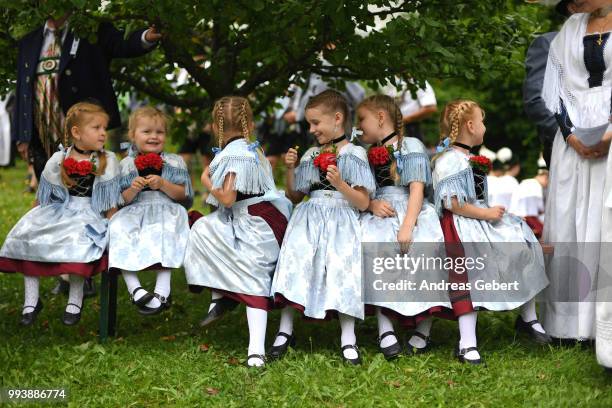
[376, 307, 398, 347]
[66, 275, 84, 313]
[458, 311, 480, 360]
[23, 275, 40, 314]
[339, 313, 358, 359]
[121, 270, 148, 302]
[144, 269, 172, 308]
[408, 317, 433, 348]
[272, 306, 294, 346]
[246, 306, 268, 367]
[208, 290, 223, 312]
[520, 298, 545, 333]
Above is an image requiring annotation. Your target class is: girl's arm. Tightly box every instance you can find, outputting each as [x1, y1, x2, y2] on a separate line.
[146, 175, 186, 201]
[448, 197, 504, 221]
[105, 207, 118, 219]
[327, 165, 370, 211]
[201, 167, 238, 208]
[399, 181, 425, 233]
[284, 148, 306, 204]
[121, 176, 147, 204]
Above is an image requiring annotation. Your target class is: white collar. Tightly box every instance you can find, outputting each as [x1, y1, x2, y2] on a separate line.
[43, 20, 69, 41]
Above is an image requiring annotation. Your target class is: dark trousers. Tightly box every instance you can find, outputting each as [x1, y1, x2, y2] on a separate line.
[28, 129, 57, 180]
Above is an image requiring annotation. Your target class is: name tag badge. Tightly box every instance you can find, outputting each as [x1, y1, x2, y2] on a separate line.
[70, 37, 80, 57]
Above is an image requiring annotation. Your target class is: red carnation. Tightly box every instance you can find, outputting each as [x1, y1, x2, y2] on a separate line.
[63, 157, 93, 176]
[135, 153, 164, 172]
[314, 152, 337, 172]
[469, 155, 492, 173]
[368, 146, 391, 167]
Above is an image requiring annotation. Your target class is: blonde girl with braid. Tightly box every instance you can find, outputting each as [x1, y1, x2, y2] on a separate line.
[432, 99, 550, 365]
[0, 102, 123, 327]
[184, 96, 291, 368]
[108, 106, 193, 316]
[356, 95, 449, 360]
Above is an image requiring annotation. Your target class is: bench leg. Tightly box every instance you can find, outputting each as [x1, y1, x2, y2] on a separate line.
[99, 271, 118, 342]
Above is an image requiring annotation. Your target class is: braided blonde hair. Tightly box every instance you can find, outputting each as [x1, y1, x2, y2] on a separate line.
[61, 102, 109, 187]
[358, 95, 404, 181]
[211, 96, 265, 161]
[433, 99, 483, 163]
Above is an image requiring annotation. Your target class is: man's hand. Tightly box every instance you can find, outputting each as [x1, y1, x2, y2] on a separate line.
[16, 142, 29, 161]
[144, 25, 162, 42]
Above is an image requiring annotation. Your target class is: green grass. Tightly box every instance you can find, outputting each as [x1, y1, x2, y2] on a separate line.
[1, 159, 611, 407]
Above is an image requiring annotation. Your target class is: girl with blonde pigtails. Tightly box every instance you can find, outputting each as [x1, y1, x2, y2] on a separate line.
[432, 99, 550, 365]
[0, 102, 122, 326]
[357, 95, 450, 360]
[184, 96, 291, 368]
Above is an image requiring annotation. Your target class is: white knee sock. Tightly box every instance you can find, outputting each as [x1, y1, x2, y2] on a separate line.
[121, 270, 146, 301]
[272, 307, 295, 346]
[145, 269, 172, 309]
[246, 306, 268, 367]
[458, 312, 480, 360]
[23, 276, 40, 314]
[208, 290, 223, 313]
[408, 317, 433, 349]
[66, 275, 84, 314]
[520, 298, 545, 333]
[376, 308, 398, 348]
[339, 313, 358, 359]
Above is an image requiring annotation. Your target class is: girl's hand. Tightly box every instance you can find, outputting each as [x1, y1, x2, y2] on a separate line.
[369, 199, 396, 218]
[397, 224, 413, 254]
[201, 166, 212, 190]
[145, 175, 164, 190]
[285, 148, 298, 169]
[325, 165, 344, 189]
[486, 206, 505, 222]
[131, 176, 147, 191]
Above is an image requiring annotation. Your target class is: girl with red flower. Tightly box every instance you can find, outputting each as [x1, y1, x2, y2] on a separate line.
[109, 106, 193, 317]
[432, 99, 551, 365]
[357, 95, 447, 360]
[270, 90, 376, 365]
[0, 102, 123, 326]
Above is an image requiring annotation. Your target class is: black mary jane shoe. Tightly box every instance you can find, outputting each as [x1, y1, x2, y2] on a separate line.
[199, 297, 239, 327]
[131, 286, 154, 308]
[404, 331, 432, 356]
[20, 300, 43, 326]
[62, 303, 83, 326]
[138, 293, 172, 316]
[268, 332, 296, 360]
[455, 345, 483, 365]
[378, 331, 402, 360]
[341, 344, 362, 365]
[515, 316, 552, 345]
[246, 354, 267, 368]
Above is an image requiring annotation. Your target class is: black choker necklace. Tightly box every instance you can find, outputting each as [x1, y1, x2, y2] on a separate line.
[378, 131, 397, 146]
[453, 142, 473, 151]
[223, 136, 244, 147]
[73, 145, 94, 155]
[331, 134, 346, 144]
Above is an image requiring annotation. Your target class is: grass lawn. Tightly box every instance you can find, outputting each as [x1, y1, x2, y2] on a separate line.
[0, 159, 611, 407]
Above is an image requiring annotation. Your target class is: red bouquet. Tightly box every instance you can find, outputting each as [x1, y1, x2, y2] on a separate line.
[135, 153, 164, 172]
[469, 155, 492, 173]
[368, 145, 393, 166]
[313, 151, 337, 172]
[63, 157, 94, 176]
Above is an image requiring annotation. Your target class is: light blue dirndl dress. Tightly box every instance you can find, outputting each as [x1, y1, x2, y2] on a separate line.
[271, 143, 376, 320]
[108, 152, 192, 271]
[0, 148, 122, 276]
[360, 137, 450, 318]
[184, 138, 291, 307]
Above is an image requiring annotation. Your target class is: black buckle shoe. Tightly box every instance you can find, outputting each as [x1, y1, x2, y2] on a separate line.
[341, 344, 362, 365]
[246, 354, 266, 368]
[405, 331, 431, 356]
[515, 316, 552, 344]
[131, 287, 154, 307]
[378, 331, 401, 360]
[20, 300, 43, 326]
[456, 345, 483, 365]
[268, 332, 296, 360]
[50, 278, 69, 296]
[138, 293, 172, 316]
[62, 303, 83, 326]
[83, 277, 97, 299]
[199, 297, 239, 327]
